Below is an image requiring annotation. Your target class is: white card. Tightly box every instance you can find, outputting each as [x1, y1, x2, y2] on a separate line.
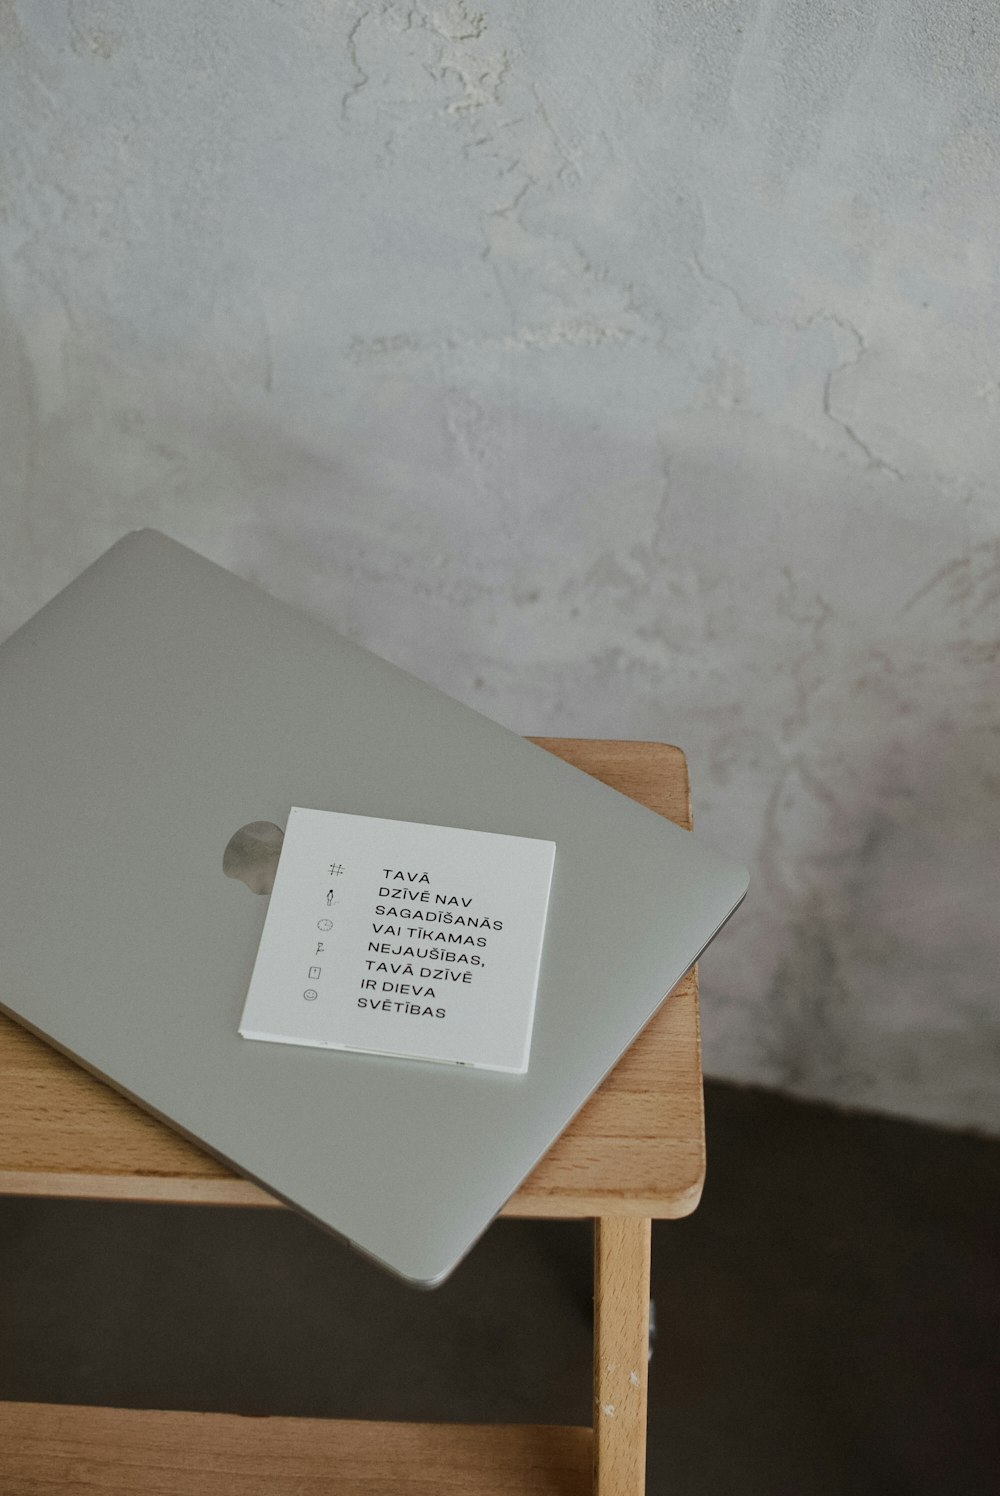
[239, 808, 556, 1073]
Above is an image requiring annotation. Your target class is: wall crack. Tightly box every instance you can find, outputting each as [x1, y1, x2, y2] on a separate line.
[691, 250, 904, 479]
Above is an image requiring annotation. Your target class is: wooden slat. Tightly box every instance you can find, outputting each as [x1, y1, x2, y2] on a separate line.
[0, 1403, 592, 1495]
[593, 1218, 652, 1496]
[0, 740, 704, 1219]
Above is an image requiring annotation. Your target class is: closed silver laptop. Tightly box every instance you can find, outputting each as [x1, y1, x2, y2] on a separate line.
[0, 530, 747, 1283]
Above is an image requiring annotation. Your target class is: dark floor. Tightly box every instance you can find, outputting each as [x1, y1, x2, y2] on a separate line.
[2, 1081, 997, 1494]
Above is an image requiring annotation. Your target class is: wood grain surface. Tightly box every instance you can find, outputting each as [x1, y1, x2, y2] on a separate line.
[593, 1217, 652, 1496]
[0, 1403, 592, 1495]
[0, 740, 705, 1219]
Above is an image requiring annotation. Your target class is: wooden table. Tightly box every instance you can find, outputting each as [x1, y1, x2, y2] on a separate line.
[0, 740, 705, 1496]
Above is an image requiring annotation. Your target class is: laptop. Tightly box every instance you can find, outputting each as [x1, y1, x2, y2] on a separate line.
[0, 530, 748, 1284]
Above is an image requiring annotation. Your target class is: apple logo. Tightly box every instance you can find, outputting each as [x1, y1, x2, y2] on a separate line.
[223, 820, 285, 895]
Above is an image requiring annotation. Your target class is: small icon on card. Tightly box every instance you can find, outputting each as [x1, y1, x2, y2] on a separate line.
[308, 966, 321, 979]
[328, 864, 344, 877]
[303, 989, 318, 1001]
[317, 918, 333, 930]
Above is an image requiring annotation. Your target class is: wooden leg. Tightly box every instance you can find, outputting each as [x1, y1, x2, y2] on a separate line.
[593, 1217, 651, 1496]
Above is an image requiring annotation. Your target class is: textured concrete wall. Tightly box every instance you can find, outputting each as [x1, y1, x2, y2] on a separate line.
[2, 2, 997, 1131]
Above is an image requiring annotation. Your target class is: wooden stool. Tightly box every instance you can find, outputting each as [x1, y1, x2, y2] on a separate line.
[0, 740, 705, 1495]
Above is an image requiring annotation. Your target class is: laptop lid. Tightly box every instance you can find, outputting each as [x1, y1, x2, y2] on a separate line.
[0, 530, 747, 1283]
